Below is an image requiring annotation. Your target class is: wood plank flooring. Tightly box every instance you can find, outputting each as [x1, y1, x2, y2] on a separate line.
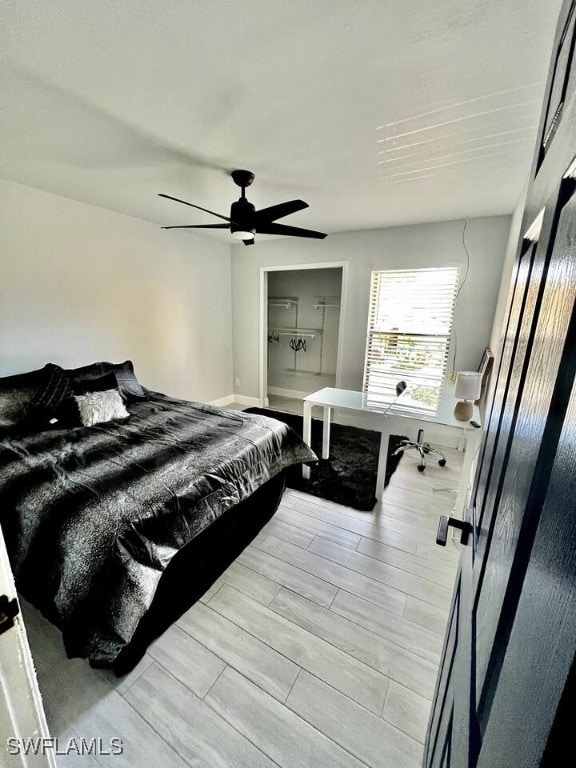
[21, 438, 462, 768]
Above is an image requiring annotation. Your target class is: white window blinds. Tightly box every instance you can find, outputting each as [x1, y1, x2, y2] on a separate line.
[363, 267, 459, 414]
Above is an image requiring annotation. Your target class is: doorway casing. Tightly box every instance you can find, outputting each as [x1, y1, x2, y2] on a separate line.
[259, 261, 349, 407]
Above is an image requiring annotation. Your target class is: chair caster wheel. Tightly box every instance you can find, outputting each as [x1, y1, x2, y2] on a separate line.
[418, 465, 425, 472]
[438, 459, 447, 467]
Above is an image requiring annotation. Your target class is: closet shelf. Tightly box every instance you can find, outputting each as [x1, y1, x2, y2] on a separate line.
[282, 368, 335, 376]
[268, 297, 299, 308]
[313, 296, 341, 309]
[269, 327, 322, 338]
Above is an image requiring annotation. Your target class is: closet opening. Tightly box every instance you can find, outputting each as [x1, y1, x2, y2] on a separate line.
[259, 263, 346, 414]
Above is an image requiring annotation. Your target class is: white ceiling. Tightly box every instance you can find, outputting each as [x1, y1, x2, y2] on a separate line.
[0, 1, 563, 241]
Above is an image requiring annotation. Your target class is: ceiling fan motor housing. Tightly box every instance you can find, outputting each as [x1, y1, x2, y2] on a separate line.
[231, 169, 255, 189]
[230, 198, 256, 236]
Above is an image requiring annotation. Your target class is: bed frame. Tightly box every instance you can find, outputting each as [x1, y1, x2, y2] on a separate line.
[103, 472, 286, 675]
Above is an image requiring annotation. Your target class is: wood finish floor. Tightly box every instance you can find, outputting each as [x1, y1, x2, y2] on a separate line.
[22, 442, 462, 768]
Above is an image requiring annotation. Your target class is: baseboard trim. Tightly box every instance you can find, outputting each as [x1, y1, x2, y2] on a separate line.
[208, 394, 236, 407]
[235, 395, 261, 407]
[209, 394, 262, 408]
[267, 386, 309, 399]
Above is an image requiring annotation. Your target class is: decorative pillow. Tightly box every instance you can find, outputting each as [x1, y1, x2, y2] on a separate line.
[66, 360, 147, 401]
[29, 364, 73, 413]
[112, 361, 147, 401]
[24, 364, 78, 431]
[65, 361, 115, 381]
[74, 389, 130, 427]
[73, 373, 118, 396]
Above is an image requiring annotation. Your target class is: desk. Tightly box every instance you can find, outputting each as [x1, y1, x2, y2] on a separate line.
[302, 388, 482, 516]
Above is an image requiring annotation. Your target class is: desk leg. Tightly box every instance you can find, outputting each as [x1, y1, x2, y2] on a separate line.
[453, 431, 481, 517]
[322, 406, 332, 459]
[375, 426, 391, 501]
[302, 401, 312, 480]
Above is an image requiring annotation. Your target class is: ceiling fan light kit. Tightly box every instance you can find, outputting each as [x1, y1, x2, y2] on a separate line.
[232, 230, 256, 241]
[159, 170, 327, 246]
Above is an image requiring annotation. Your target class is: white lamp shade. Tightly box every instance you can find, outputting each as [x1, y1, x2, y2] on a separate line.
[455, 371, 482, 401]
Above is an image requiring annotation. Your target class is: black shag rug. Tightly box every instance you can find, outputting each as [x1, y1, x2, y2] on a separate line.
[244, 408, 408, 511]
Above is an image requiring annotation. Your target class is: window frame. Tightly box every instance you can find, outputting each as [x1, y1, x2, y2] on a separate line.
[363, 266, 460, 415]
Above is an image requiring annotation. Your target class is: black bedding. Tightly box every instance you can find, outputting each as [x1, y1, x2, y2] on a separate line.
[0, 390, 315, 666]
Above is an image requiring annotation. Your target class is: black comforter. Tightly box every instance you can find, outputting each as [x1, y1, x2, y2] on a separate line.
[0, 392, 315, 664]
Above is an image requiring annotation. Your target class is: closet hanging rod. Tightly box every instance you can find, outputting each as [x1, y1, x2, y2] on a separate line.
[268, 297, 299, 308]
[269, 327, 321, 338]
[313, 295, 341, 309]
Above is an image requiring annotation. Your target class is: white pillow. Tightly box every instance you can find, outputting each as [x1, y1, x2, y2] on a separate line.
[74, 389, 130, 427]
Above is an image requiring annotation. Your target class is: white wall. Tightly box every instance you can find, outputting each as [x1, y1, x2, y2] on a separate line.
[488, 180, 530, 362]
[0, 180, 233, 402]
[232, 215, 512, 415]
[0, 181, 512, 413]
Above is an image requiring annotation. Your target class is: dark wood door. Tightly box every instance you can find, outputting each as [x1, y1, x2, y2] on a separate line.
[424, 2, 576, 766]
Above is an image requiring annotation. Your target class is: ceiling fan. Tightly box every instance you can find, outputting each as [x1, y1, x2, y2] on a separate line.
[159, 170, 327, 246]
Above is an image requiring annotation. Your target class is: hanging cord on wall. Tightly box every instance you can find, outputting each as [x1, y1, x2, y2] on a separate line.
[318, 304, 326, 374]
[451, 220, 471, 376]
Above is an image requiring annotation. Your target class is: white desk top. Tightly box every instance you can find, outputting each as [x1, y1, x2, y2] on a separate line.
[303, 387, 481, 431]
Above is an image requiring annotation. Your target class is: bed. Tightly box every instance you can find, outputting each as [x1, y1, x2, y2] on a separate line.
[0, 360, 316, 673]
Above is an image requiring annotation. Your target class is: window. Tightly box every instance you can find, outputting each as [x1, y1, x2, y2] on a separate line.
[363, 267, 459, 414]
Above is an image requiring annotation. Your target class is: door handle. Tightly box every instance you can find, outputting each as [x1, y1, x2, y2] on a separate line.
[436, 515, 472, 546]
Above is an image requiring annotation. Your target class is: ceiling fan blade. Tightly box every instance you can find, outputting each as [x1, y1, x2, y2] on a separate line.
[254, 199, 309, 222]
[161, 223, 229, 230]
[243, 237, 255, 246]
[256, 222, 327, 239]
[158, 193, 232, 223]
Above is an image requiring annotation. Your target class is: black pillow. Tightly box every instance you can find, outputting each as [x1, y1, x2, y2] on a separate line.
[0, 364, 56, 431]
[64, 361, 114, 381]
[65, 360, 147, 401]
[29, 364, 72, 409]
[40, 374, 121, 429]
[112, 361, 147, 401]
[50, 397, 83, 430]
[27, 364, 76, 430]
[73, 373, 118, 395]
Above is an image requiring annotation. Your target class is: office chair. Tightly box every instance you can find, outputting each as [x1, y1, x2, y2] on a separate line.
[392, 428, 447, 473]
